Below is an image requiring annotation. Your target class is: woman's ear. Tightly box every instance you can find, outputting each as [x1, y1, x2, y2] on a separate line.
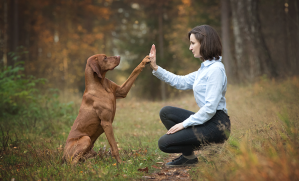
[89, 57, 102, 78]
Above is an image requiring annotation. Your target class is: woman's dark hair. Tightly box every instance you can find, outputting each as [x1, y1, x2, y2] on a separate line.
[188, 25, 222, 61]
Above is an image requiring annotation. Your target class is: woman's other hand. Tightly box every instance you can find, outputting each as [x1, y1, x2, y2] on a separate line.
[167, 123, 184, 134]
[149, 44, 158, 71]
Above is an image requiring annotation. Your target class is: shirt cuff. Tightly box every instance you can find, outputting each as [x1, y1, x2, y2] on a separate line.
[152, 65, 160, 74]
[152, 66, 163, 77]
[182, 117, 192, 128]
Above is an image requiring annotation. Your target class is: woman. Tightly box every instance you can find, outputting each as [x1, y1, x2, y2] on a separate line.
[149, 25, 230, 167]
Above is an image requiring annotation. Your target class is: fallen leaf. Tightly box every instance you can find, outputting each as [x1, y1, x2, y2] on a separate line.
[142, 176, 155, 179]
[157, 172, 166, 176]
[156, 162, 163, 164]
[180, 173, 188, 177]
[152, 165, 161, 169]
[166, 172, 172, 176]
[137, 167, 148, 173]
[173, 171, 180, 175]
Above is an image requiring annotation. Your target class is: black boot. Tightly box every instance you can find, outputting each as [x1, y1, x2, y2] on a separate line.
[166, 155, 198, 167]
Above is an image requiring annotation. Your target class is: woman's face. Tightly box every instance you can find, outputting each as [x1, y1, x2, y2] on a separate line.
[189, 34, 201, 58]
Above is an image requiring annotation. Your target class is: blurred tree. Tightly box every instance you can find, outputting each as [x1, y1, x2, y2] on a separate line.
[109, 0, 181, 100]
[1, 0, 298, 99]
[221, 0, 235, 82]
[110, 0, 223, 100]
[168, 0, 221, 71]
[15, 0, 114, 92]
[1, 0, 8, 67]
[13, 0, 19, 52]
[230, 0, 277, 81]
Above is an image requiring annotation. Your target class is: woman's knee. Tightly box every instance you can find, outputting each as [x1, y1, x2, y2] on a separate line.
[158, 135, 169, 152]
[159, 106, 173, 119]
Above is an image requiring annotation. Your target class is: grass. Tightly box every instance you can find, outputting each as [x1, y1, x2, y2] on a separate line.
[0, 93, 169, 180]
[191, 76, 299, 180]
[1, 76, 299, 180]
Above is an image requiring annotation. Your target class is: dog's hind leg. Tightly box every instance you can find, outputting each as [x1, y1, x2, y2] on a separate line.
[82, 149, 97, 161]
[64, 136, 92, 165]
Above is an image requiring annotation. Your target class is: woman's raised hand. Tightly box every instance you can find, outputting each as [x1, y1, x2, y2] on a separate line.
[149, 44, 158, 71]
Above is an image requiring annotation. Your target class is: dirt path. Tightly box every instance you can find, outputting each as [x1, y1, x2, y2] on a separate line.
[140, 153, 194, 181]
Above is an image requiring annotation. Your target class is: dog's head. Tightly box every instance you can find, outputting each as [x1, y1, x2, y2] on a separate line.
[87, 54, 120, 78]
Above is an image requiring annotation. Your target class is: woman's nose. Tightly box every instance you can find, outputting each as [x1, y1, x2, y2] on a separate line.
[189, 45, 192, 50]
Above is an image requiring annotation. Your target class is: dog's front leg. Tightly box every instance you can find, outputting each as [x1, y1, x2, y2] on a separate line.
[115, 56, 150, 98]
[101, 121, 122, 163]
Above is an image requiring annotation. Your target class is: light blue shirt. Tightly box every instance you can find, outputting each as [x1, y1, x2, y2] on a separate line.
[152, 57, 228, 128]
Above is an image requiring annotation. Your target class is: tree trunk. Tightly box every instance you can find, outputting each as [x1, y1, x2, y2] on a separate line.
[158, 5, 166, 101]
[3, 0, 8, 67]
[284, 1, 290, 72]
[289, 0, 299, 74]
[295, 0, 299, 72]
[221, 0, 234, 82]
[230, 0, 277, 81]
[13, 0, 19, 51]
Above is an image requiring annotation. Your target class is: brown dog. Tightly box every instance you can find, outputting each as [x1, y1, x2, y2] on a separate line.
[63, 54, 150, 164]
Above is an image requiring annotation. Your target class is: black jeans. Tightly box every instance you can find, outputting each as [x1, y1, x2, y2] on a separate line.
[158, 106, 231, 156]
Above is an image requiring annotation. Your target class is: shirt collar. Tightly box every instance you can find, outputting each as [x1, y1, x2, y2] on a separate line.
[201, 56, 222, 67]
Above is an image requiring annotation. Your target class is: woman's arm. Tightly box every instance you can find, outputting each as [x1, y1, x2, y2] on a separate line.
[153, 67, 196, 90]
[149, 44, 196, 90]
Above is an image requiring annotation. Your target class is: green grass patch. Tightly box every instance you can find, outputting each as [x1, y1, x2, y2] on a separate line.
[1, 62, 299, 180]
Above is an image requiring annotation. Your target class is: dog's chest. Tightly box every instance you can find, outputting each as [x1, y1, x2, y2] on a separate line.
[84, 90, 116, 112]
[98, 92, 116, 109]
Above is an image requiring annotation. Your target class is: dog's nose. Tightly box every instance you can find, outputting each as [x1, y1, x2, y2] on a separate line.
[116, 55, 121, 61]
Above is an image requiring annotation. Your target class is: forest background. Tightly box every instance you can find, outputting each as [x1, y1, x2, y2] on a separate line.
[1, 0, 298, 100]
[1, 0, 299, 180]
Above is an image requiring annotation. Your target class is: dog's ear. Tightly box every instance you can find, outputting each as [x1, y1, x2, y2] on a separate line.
[89, 57, 102, 78]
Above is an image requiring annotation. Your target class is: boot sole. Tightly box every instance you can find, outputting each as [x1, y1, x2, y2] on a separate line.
[165, 162, 198, 167]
